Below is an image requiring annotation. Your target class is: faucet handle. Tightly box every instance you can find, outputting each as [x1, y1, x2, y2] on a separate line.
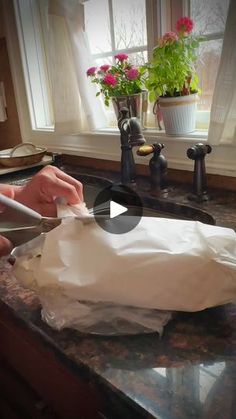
[137, 142, 164, 156]
[137, 144, 154, 156]
[187, 143, 212, 160]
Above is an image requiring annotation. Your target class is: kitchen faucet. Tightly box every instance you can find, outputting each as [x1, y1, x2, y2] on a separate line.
[118, 107, 146, 187]
[118, 108, 168, 196]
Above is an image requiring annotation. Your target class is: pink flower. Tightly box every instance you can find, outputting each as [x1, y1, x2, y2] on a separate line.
[176, 17, 194, 34]
[86, 66, 97, 76]
[100, 64, 110, 72]
[159, 31, 178, 46]
[103, 74, 117, 86]
[126, 67, 140, 80]
[114, 53, 128, 62]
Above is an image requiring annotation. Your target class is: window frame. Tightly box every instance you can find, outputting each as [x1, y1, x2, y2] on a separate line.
[4, 0, 236, 178]
[14, 0, 53, 130]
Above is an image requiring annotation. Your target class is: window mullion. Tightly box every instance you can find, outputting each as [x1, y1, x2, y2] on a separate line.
[93, 45, 147, 60]
[108, 0, 116, 61]
[146, 0, 158, 60]
[146, 0, 173, 61]
[200, 32, 224, 42]
[170, 0, 185, 30]
[158, 0, 172, 34]
[183, 0, 190, 17]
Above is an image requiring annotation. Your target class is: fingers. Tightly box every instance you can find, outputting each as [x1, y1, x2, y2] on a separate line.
[0, 185, 15, 212]
[51, 168, 83, 202]
[41, 176, 82, 206]
[13, 165, 84, 217]
[0, 235, 13, 257]
[0, 184, 15, 199]
[29, 203, 57, 217]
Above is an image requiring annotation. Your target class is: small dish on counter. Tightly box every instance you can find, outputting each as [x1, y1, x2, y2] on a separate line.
[0, 142, 47, 167]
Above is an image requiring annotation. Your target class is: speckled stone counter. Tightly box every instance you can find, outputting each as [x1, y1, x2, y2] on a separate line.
[0, 164, 236, 418]
[1, 261, 236, 418]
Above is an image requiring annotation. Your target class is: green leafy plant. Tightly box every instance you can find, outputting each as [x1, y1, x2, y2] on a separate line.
[87, 54, 146, 107]
[145, 17, 201, 101]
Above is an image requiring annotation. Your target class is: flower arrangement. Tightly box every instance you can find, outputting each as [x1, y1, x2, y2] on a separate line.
[87, 54, 146, 106]
[145, 16, 201, 101]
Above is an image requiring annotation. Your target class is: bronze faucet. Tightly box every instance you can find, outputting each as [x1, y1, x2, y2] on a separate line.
[118, 108, 168, 196]
[118, 108, 145, 187]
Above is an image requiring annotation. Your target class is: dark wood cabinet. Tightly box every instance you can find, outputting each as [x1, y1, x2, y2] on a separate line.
[0, 305, 104, 419]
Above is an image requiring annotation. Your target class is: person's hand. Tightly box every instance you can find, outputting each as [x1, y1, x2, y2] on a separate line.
[0, 236, 13, 256]
[0, 184, 16, 256]
[14, 165, 83, 216]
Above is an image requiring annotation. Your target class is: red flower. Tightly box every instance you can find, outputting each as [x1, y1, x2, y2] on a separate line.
[86, 66, 97, 76]
[159, 31, 178, 46]
[176, 17, 194, 34]
[103, 74, 118, 86]
[114, 53, 128, 62]
[126, 67, 139, 80]
[100, 64, 110, 72]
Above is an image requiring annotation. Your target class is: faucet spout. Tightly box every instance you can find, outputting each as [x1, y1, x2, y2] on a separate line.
[128, 118, 146, 146]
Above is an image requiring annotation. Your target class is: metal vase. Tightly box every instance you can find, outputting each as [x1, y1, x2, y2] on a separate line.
[112, 91, 148, 129]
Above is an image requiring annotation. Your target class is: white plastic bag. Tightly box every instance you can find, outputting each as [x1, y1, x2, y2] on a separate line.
[33, 217, 236, 311]
[12, 210, 236, 334]
[12, 234, 172, 335]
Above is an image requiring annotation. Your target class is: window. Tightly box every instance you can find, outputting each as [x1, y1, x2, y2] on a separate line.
[84, 0, 149, 127]
[189, 0, 230, 129]
[84, 0, 148, 66]
[7, 0, 236, 176]
[13, 0, 230, 132]
[84, 0, 230, 130]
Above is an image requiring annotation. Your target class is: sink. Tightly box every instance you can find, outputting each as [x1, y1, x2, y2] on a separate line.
[141, 194, 215, 225]
[70, 173, 215, 225]
[7, 169, 214, 225]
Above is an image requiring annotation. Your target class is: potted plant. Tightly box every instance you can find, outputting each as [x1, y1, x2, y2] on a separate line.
[86, 54, 147, 126]
[145, 17, 201, 135]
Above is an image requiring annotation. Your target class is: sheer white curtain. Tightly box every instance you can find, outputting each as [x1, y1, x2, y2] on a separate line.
[208, 0, 236, 145]
[40, 0, 107, 134]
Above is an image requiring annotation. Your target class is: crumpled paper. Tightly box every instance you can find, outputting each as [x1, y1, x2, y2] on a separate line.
[12, 203, 236, 334]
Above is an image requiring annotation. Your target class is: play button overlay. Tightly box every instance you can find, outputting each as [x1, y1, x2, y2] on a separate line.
[110, 201, 127, 218]
[93, 184, 143, 234]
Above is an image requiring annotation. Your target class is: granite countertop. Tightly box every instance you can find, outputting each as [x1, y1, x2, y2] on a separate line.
[0, 164, 236, 418]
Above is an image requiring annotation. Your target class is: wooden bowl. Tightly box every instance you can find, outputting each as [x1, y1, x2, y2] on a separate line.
[0, 143, 47, 168]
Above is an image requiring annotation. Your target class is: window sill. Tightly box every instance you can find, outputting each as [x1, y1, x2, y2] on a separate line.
[90, 127, 208, 141]
[29, 127, 236, 178]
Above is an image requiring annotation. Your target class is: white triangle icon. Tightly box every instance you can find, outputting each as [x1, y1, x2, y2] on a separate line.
[110, 200, 128, 219]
